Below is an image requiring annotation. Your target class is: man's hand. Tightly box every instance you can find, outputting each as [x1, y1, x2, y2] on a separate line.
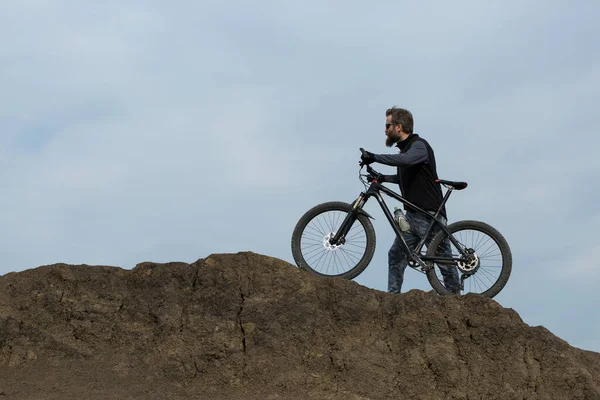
[359, 148, 376, 165]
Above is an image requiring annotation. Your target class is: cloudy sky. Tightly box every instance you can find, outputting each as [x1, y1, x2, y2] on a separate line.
[1, 1, 599, 352]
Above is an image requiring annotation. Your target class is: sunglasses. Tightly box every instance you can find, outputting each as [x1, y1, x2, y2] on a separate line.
[385, 123, 395, 130]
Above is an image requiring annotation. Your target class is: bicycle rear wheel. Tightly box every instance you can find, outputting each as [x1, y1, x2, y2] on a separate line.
[291, 201, 376, 279]
[425, 220, 512, 298]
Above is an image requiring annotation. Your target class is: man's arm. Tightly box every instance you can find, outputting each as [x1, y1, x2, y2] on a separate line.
[374, 141, 429, 166]
[382, 174, 400, 183]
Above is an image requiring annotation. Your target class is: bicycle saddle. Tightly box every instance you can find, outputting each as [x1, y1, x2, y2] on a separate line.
[435, 179, 468, 190]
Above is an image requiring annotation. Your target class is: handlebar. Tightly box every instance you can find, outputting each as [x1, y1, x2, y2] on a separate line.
[358, 148, 383, 182]
[358, 148, 368, 167]
[365, 164, 378, 176]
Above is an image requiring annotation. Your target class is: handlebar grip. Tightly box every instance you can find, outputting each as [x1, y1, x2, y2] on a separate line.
[359, 148, 367, 167]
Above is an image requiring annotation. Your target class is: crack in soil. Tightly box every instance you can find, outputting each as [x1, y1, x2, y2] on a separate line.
[237, 288, 247, 355]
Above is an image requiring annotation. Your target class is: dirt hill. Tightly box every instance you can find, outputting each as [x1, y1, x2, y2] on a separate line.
[0, 252, 598, 399]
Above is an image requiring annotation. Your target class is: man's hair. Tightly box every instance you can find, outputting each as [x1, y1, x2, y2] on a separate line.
[386, 107, 414, 134]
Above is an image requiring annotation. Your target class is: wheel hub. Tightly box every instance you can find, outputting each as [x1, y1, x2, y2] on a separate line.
[323, 233, 340, 251]
[458, 250, 480, 274]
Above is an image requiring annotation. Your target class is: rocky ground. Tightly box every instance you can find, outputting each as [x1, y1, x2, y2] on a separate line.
[0, 251, 598, 399]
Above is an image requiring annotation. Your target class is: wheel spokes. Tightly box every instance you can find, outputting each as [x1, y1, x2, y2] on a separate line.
[434, 228, 504, 295]
[300, 210, 368, 276]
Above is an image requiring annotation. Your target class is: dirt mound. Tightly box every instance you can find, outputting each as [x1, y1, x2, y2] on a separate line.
[0, 251, 598, 399]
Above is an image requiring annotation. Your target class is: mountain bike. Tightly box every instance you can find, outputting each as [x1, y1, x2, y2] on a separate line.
[290, 150, 512, 298]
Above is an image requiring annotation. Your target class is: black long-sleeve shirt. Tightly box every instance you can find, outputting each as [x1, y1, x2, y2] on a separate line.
[373, 134, 446, 217]
[374, 141, 429, 183]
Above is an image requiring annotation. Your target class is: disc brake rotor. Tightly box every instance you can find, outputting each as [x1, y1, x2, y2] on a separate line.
[457, 250, 480, 274]
[323, 233, 340, 251]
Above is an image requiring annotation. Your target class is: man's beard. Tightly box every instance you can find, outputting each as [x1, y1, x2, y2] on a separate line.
[386, 133, 399, 147]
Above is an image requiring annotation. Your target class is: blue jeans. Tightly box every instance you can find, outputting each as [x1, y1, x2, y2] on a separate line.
[388, 210, 460, 293]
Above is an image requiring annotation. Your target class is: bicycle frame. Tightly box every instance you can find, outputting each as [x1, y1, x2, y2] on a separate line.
[331, 178, 469, 272]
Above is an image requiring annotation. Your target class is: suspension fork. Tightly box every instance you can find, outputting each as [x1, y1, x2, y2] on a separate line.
[329, 193, 368, 245]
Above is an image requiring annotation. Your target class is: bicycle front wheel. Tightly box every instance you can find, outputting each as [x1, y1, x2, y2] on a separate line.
[425, 220, 512, 298]
[291, 201, 376, 280]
